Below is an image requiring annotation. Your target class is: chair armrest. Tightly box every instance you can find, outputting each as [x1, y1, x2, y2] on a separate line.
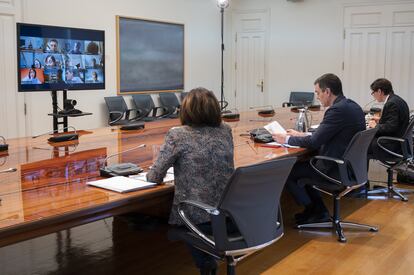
[377, 136, 405, 159]
[125, 108, 143, 121]
[179, 200, 220, 215]
[219, 100, 228, 110]
[282, 102, 293, 107]
[152, 106, 167, 117]
[160, 106, 178, 118]
[178, 200, 219, 247]
[313, 155, 345, 164]
[310, 156, 344, 185]
[109, 111, 124, 125]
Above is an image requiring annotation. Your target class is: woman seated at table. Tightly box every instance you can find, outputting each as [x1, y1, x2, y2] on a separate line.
[147, 87, 234, 275]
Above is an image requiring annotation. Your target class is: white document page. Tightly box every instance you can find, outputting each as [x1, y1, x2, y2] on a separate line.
[87, 176, 157, 193]
[264, 121, 286, 134]
[129, 168, 175, 184]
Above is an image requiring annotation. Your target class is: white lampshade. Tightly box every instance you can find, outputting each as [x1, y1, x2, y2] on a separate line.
[217, 0, 229, 9]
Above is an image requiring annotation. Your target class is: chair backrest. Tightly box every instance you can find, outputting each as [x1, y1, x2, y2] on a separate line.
[214, 157, 296, 250]
[402, 117, 414, 159]
[159, 93, 180, 109]
[289, 91, 314, 106]
[104, 96, 128, 120]
[180, 92, 188, 102]
[131, 94, 155, 117]
[342, 128, 378, 186]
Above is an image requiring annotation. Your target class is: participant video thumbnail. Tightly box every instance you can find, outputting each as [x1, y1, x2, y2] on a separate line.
[19, 36, 103, 86]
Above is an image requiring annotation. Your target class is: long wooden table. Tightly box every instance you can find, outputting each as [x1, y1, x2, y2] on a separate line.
[0, 108, 323, 247]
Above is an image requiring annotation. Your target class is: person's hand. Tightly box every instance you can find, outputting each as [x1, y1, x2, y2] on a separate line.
[272, 133, 287, 143]
[368, 119, 377, 129]
[371, 115, 380, 123]
[286, 129, 306, 137]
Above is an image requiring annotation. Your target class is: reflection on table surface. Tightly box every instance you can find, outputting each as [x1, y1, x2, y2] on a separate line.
[0, 108, 324, 246]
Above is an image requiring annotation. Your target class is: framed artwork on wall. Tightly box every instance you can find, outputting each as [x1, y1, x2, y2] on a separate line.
[116, 16, 184, 94]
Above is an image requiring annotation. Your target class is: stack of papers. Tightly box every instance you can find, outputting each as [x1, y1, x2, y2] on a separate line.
[87, 176, 157, 193]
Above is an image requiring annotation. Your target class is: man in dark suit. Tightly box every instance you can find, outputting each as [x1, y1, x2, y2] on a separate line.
[273, 73, 366, 224]
[368, 78, 409, 160]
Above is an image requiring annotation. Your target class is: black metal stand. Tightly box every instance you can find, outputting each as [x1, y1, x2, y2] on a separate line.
[220, 7, 225, 111]
[51, 90, 68, 133]
[50, 90, 92, 133]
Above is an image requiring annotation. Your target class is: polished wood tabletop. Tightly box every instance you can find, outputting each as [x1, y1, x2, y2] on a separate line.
[0, 108, 323, 247]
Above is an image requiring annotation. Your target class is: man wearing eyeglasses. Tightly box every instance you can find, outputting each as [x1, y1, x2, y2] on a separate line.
[367, 78, 409, 160]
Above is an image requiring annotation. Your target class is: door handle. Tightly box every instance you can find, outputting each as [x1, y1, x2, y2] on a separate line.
[257, 80, 264, 92]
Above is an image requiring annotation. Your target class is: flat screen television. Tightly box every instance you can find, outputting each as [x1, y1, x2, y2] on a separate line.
[17, 23, 105, 92]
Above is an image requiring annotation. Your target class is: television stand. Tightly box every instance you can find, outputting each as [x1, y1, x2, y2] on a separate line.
[48, 90, 92, 133]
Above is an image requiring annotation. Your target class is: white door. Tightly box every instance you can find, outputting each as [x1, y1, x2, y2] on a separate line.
[384, 27, 414, 106]
[343, 28, 386, 107]
[233, 11, 268, 111]
[0, 1, 25, 139]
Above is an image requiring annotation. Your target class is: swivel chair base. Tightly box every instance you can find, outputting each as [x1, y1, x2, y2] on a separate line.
[297, 196, 378, 243]
[366, 184, 412, 202]
[366, 167, 414, 202]
[297, 219, 378, 243]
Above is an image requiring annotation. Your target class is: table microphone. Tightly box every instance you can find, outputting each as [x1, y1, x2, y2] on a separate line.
[120, 121, 145, 131]
[250, 105, 275, 116]
[32, 126, 79, 143]
[234, 141, 258, 154]
[0, 136, 8, 152]
[100, 144, 146, 177]
[222, 113, 240, 120]
[0, 168, 17, 174]
[222, 108, 240, 121]
[32, 144, 78, 152]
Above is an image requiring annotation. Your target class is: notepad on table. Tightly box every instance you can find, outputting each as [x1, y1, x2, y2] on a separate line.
[87, 176, 157, 193]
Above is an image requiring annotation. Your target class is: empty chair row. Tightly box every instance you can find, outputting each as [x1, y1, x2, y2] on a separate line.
[104, 92, 186, 126]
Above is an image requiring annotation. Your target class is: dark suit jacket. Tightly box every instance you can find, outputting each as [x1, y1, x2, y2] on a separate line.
[376, 94, 409, 137]
[288, 95, 366, 174]
[370, 94, 409, 160]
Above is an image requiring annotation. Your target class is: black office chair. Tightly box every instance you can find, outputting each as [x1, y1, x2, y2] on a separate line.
[180, 92, 189, 102]
[219, 100, 229, 113]
[170, 157, 297, 275]
[282, 91, 314, 107]
[104, 96, 142, 126]
[367, 117, 414, 201]
[297, 128, 379, 243]
[159, 93, 180, 118]
[131, 94, 168, 121]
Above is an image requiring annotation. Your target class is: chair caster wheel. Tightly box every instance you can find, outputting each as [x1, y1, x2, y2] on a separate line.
[338, 236, 347, 243]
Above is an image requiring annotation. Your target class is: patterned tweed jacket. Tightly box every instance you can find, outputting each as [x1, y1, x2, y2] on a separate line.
[147, 123, 234, 225]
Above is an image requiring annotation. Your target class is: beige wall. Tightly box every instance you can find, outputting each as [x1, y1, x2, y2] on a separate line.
[21, 0, 222, 135]
[8, 0, 414, 136]
[228, 0, 414, 107]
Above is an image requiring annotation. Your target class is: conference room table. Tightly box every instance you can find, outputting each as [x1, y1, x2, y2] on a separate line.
[0, 107, 323, 248]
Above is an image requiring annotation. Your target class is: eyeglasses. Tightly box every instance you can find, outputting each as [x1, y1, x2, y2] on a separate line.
[314, 88, 326, 96]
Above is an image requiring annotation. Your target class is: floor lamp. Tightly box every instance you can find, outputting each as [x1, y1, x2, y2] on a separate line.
[217, 0, 229, 111]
